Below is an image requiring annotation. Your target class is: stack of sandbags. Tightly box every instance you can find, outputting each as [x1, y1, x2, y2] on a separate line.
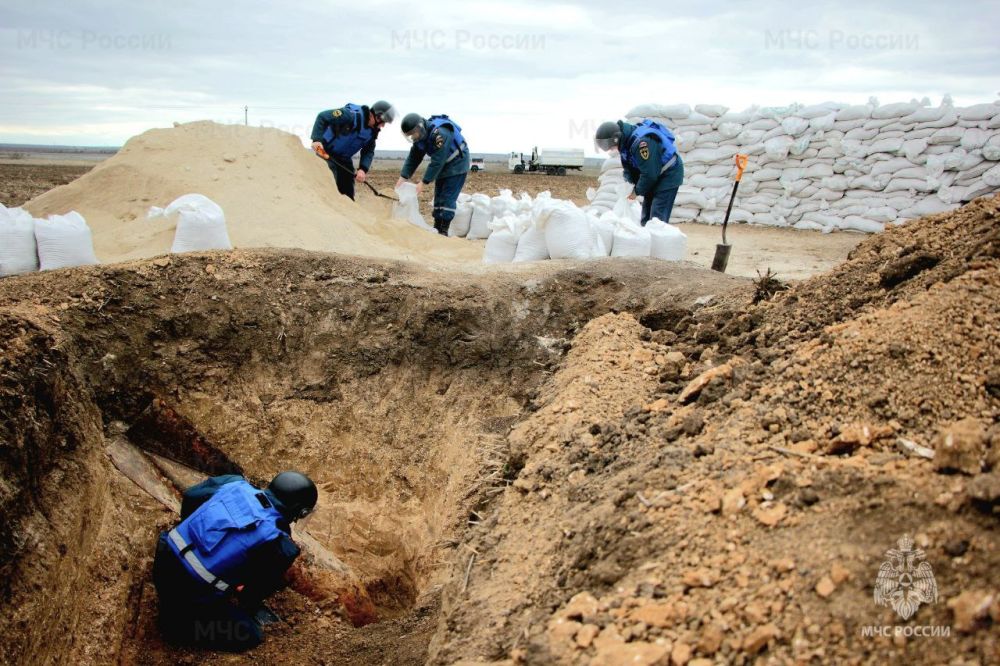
[0, 204, 39, 276]
[625, 95, 1000, 233]
[586, 157, 627, 213]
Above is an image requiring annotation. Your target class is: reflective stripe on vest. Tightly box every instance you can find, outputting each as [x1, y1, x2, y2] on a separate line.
[416, 115, 466, 159]
[167, 480, 286, 593]
[621, 119, 677, 172]
[322, 103, 373, 158]
[168, 528, 230, 593]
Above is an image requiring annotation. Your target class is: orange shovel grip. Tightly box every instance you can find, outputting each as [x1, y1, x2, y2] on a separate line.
[734, 154, 749, 182]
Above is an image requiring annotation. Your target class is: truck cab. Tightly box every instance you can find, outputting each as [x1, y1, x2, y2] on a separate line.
[508, 152, 525, 174]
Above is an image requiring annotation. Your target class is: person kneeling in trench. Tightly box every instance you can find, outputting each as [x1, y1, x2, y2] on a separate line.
[152, 471, 318, 652]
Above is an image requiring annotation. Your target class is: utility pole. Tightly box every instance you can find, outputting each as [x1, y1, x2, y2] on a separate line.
[244, 105, 248, 126]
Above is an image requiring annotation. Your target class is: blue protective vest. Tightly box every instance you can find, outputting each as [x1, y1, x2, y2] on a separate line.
[621, 120, 677, 172]
[322, 103, 373, 158]
[415, 115, 466, 157]
[167, 480, 287, 594]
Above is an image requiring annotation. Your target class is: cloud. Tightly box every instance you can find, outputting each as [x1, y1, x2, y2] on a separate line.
[0, 0, 997, 152]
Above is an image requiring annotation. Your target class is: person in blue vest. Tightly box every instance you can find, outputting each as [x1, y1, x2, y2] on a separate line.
[595, 119, 685, 225]
[395, 112, 471, 236]
[311, 101, 397, 200]
[152, 471, 318, 651]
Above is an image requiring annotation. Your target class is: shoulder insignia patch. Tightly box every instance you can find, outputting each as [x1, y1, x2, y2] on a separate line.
[434, 132, 445, 149]
[638, 141, 650, 161]
[332, 109, 343, 117]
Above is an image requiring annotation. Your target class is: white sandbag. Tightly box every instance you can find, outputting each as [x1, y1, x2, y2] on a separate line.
[0, 204, 39, 276]
[491, 189, 518, 219]
[868, 137, 904, 155]
[793, 219, 826, 232]
[835, 105, 872, 121]
[752, 168, 783, 182]
[450, 202, 472, 238]
[809, 113, 837, 131]
[983, 136, 1000, 161]
[928, 126, 964, 145]
[764, 136, 794, 159]
[983, 164, 1000, 187]
[844, 127, 879, 141]
[869, 158, 913, 177]
[676, 131, 700, 151]
[745, 118, 779, 131]
[34, 212, 99, 270]
[737, 129, 765, 144]
[694, 104, 729, 118]
[960, 129, 991, 150]
[600, 157, 621, 173]
[789, 135, 813, 157]
[781, 116, 810, 136]
[884, 177, 936, 193]
[646, 218, 687, 261]
[716, 109, 755, 125]
[958, 103, 1000, 121]
[592, 213, 617, 252]
[467, 193, 494, 240]
[801, 212, 842, 229]
[610, 221, 651, 258]
[804, 163, 834, 178]
[718, 122, 743, 139]
[512, 223, 549, 262]
[483, 215, 526, 263]
[902, 139, 929, 161]
[839, 216, 884, 233]
[903, 106, 946, 123]
[899, 197, 958, 218]
[543, 203, 598, 260]
[871, 102, 919, 120]
[684, 146, 738, 163]
[671, 207, 698, 221]
[688, 175, 731, 189]
[915, 111, 959, 130]
[627, 103, 691, 119]
[672, 112, 713, 127]
[147, 193, 234, 252]
[865, 207, 899, 223]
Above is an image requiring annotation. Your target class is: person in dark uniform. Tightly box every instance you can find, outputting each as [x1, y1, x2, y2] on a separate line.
[595, 119, 685, 225]
[152, 471, 318, 652]
[311, 101, 397, 200]
[395, 112, 471, 236]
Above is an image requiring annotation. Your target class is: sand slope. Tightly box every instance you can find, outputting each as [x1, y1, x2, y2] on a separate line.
[25, 121, 481, 265]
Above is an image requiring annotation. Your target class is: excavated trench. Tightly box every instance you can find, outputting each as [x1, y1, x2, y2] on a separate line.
[0, 249, 745, 664]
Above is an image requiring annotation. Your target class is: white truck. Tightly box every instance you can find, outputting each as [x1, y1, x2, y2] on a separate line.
[508, 147, 585, 176]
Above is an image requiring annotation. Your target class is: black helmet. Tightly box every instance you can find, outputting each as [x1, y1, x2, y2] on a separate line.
[371, 100, 397, 124]
[400, 112, 426, 143]
[268, 471, 318, 521]
[595, 121, 622, 152]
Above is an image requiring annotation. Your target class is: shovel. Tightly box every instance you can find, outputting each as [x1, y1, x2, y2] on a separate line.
[315, 146, 399, 201]
[711, 153, 749, 273]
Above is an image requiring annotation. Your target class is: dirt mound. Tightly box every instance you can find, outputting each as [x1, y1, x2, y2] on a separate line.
[22, 122, 481, 266]
[0, 197, 996, 665]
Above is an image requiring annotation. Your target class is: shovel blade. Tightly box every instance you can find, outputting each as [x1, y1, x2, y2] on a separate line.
[711, 243, 732, 273]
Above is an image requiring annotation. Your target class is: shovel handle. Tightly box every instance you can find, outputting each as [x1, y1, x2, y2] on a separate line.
[734, 153, 749, 182]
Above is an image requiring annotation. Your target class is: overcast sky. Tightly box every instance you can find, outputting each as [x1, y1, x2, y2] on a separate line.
[1, 0, 998, 155]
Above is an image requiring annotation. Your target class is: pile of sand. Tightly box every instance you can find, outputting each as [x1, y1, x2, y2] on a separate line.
[25, 121, 482, 266]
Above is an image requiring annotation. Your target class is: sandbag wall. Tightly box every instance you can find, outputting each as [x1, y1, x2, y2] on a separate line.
[627, 97, 1000, 232]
